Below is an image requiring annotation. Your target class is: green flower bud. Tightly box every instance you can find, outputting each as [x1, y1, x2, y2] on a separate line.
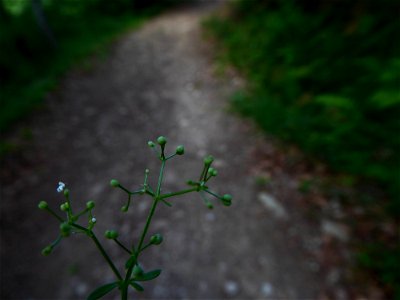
[60, 222, 71, 232]
[204, 155, 214, 165]
[110, 179, 120, 188]
[60, 202, 69, 211]
[132, 264, 144, 277]
[208, 168, 218, 177]
[221, 194, 232, 206]
[150, 233, 163, 245]
[41, 246, 52, 256]
[121, 205, 128, 212]
[157, 136, 167, 146]
[175, 145, 185, 155]
[86, 201, 95, 209]
[147, 141, 155, 148]
[105, 230, 119, 239]
[63, 189, 70, 197]
[145, 169, 150, 174]
[38, 201, 48, 210]
[60, 222, 71, 237]
[207, 202, 214, 209]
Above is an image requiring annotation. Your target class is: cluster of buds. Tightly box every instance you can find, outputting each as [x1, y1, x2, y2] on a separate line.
[38, 182, 98, 255]
[147, 136, 185, 160]
[186, 155, 232, 209]
[38, 136, 232, 299]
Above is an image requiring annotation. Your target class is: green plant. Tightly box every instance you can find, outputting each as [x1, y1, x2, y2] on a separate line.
[38, 136, 232, 300]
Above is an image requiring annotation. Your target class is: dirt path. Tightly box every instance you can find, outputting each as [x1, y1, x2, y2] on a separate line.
[1, 3, 339, 299]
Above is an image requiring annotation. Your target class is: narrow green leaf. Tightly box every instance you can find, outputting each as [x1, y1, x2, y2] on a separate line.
[134, 269, 162, 281]
[129, 281, 144, 292]
[87, 282, 119, 300]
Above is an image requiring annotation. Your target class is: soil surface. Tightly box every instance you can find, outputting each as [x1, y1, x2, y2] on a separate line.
[1, 3, 352, 300]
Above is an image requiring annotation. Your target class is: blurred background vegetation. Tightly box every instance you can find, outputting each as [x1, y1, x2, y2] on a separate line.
[0, 0, 176, 132]
[1, 0, 399, 298]
[205, 0, 399, 297]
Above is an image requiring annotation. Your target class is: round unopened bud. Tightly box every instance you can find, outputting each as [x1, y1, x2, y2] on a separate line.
[38, 201, 48, 210]
[105, 230, 119, 239]
[150, 233, 163, 245]
[207, 202, 214, 209]
[175, 145, 184, 155]
[41, 246, 52, 256]
[60, 222, 71, 237]
[204, 155, 214, 165]
[86, 201, 95, 209]
[63, 189, 70, 197]
[132, 264, 144, 277]
[208, 168, 218, 177]
[60, 202, 69, 211]
[147, 141, 155, 148]
[145, 169, 150, 174]
[121, 205, 128, 212]
[221, 194, 232, 206]
[110, 179, 120, 188]
[157, 136, 167, 146]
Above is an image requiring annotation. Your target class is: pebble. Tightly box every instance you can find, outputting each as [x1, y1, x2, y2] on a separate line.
[75, 283, 88, 296]
[258, 192, 288, 219]
[205, 212, 215, 222]
[224, 280, 239, 296]
[260, 282, 273, 297]
[321, 220, 349, 241]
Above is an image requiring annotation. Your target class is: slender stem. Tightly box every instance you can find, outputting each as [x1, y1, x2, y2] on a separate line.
[119, 184, 143, 195]
[45, 207, 64, 222]
[144, 189, 155, 197]
[160, 198, 172, 207]
[51, 235, 63, 247]
[71, 223, 122, 281]
[122, 160, 166, 298]
[165, 153, 176, 160]
[160, 187, 198, 199]
[74, 207, 89, 219]
[90, 232, 123, 281]
[114, 239, 131, 255]
[139, 242, 152, 252]
[156, 160, 166, 196]
[199, 165, 207, 181]
[137, 197, 159, 256]
[204, 189, 221, 199]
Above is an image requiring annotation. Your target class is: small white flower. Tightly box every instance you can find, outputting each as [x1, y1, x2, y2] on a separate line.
[57, 182, 66, 193]
[91, 217, 97, 223]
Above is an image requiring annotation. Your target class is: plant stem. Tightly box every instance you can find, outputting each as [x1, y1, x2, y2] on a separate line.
[204, 189, 221, 199]
[114, 238, 132, 255]
[71, 223, 122, 281]
[91, 232, 123, 281]
[45, 207, 64, 222]
[121, 159, 166, 299]
[160, 187, 198, 199]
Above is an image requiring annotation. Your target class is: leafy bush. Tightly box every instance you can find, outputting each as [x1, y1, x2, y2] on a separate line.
[205, 0, 400, 296]
[206, 0, 400, 209]
[0, 0, 177, 132]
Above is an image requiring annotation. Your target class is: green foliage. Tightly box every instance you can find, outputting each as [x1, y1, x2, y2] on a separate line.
[39, 136, 232, 299]
[357, 243, 400, 298]
[205, 0, 400, 211]
[87, 282, 119, 300]
[0, 0, 174, 132]
[205, 0, 400, 296]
